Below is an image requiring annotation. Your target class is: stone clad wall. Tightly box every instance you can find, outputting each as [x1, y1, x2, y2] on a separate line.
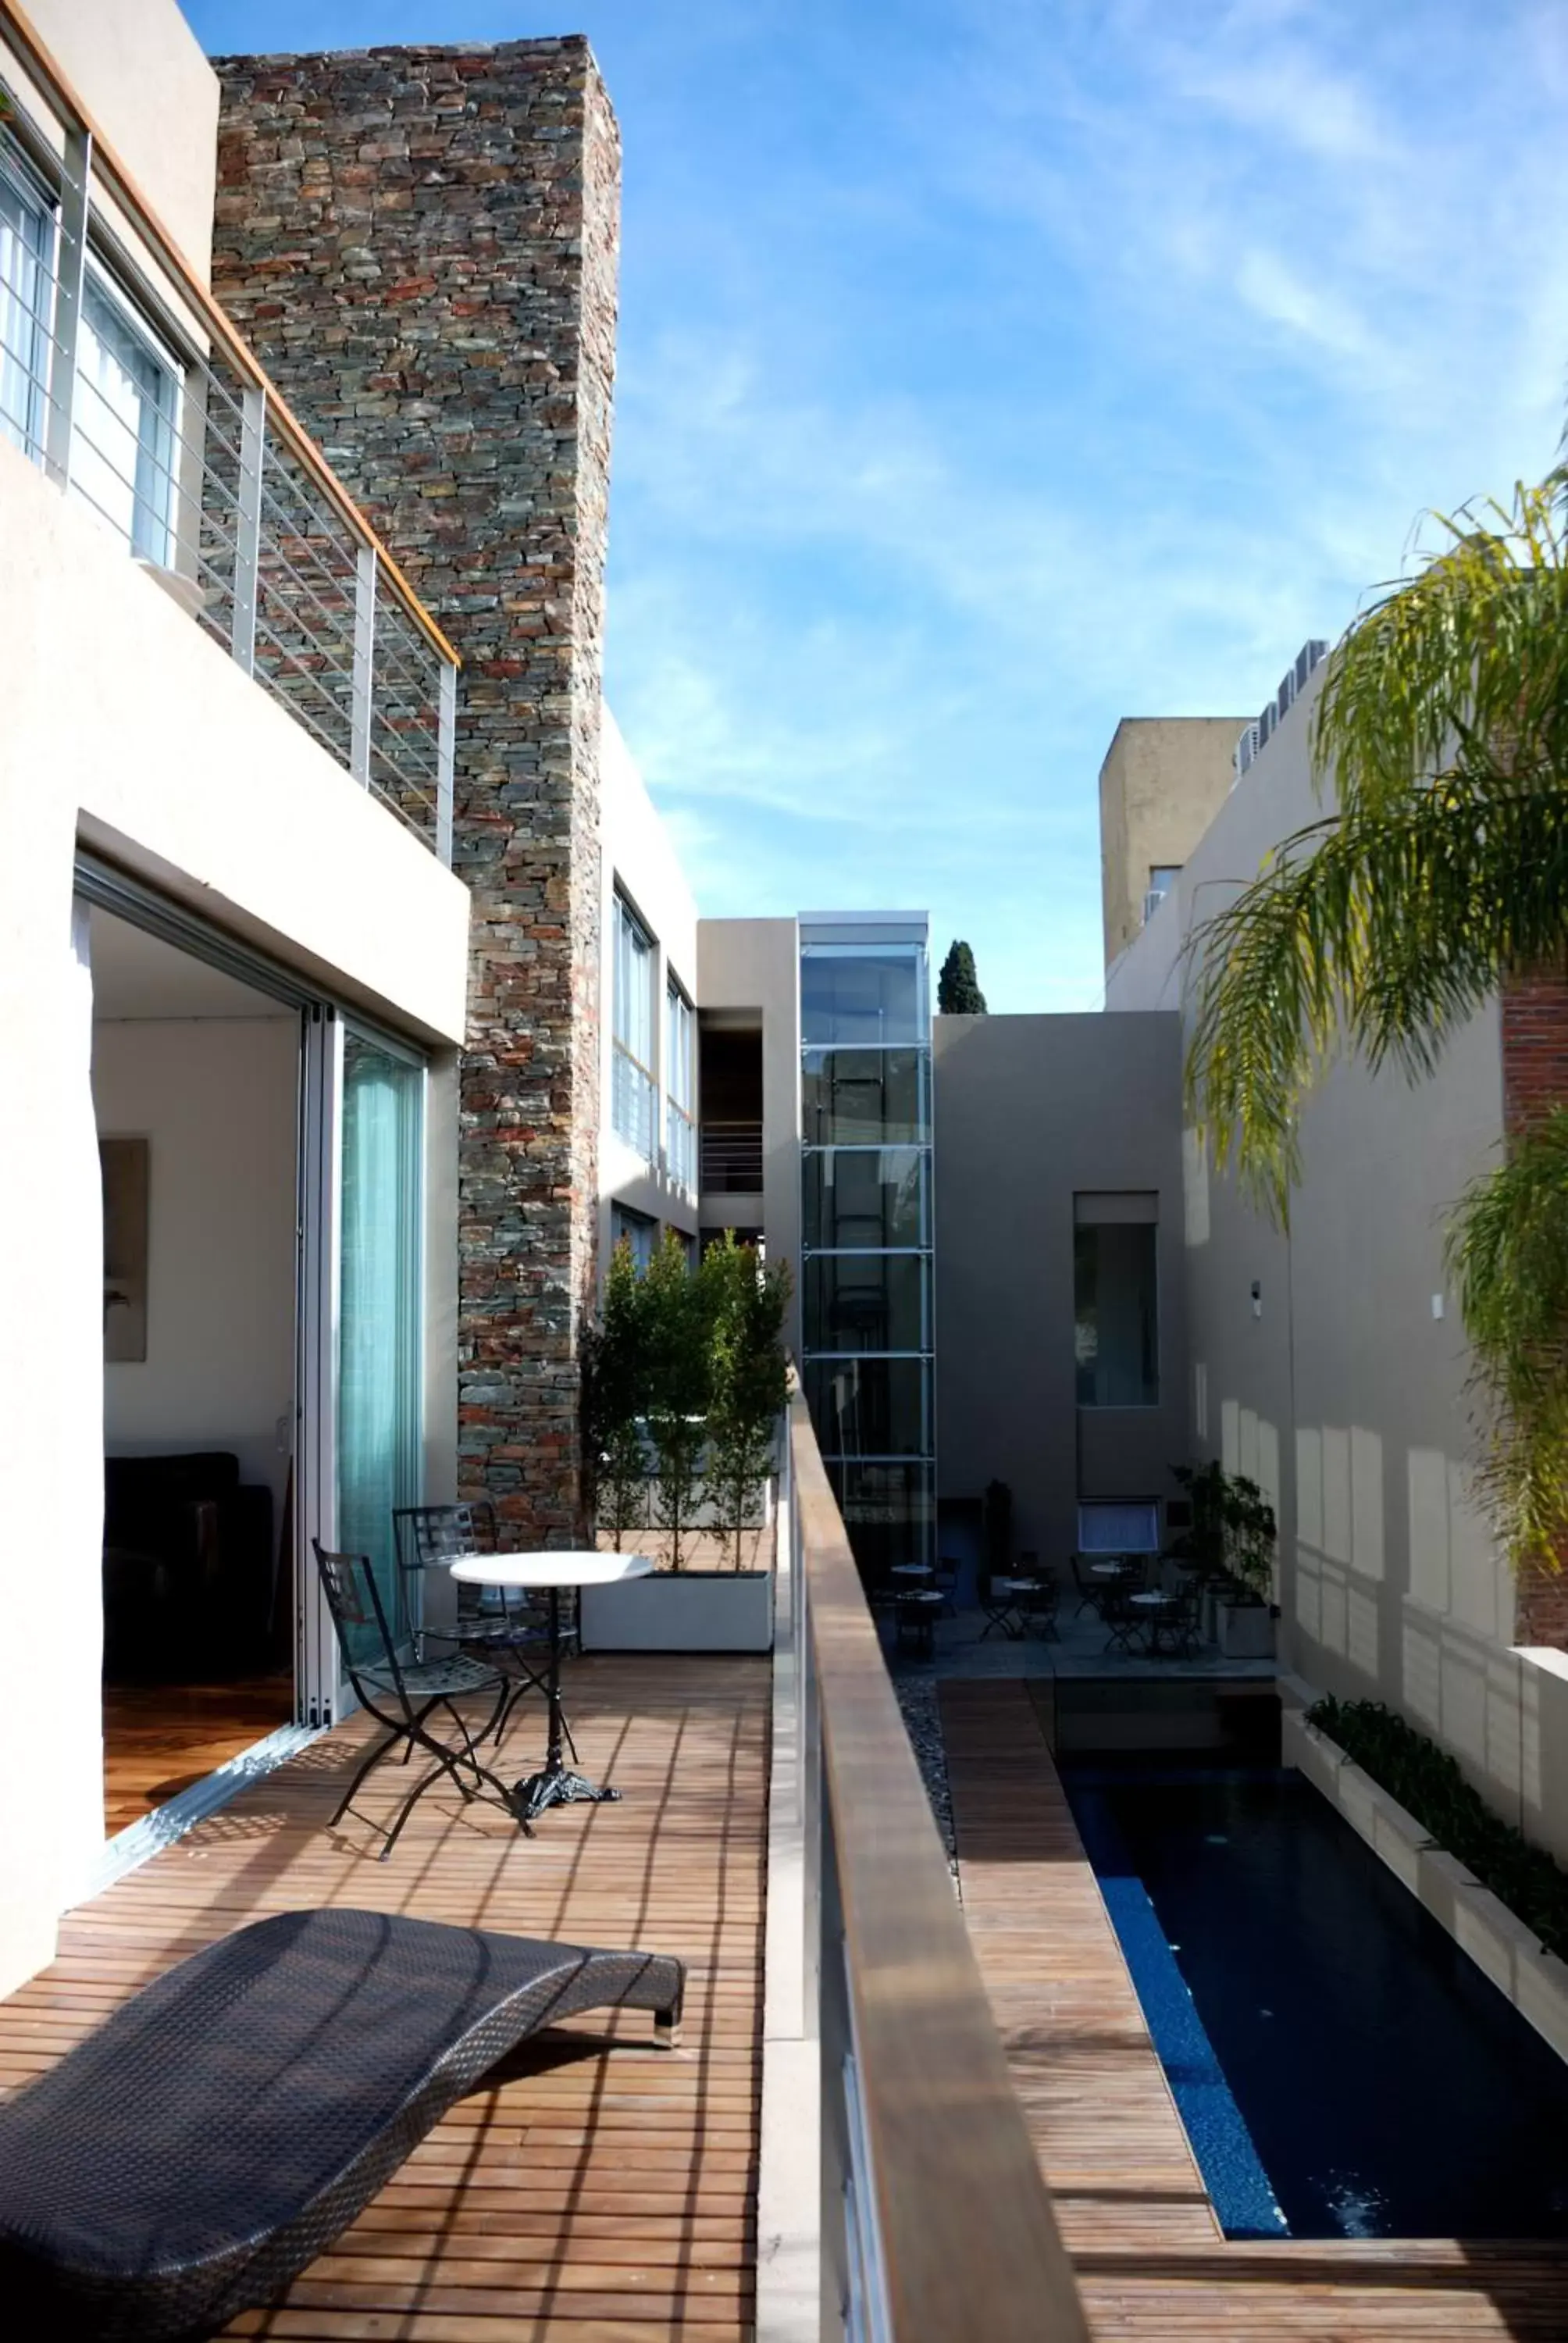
[212, 41, 621, 1539]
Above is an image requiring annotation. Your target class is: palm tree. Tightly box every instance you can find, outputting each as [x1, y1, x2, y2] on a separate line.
[1185, 461, 1568, 1567]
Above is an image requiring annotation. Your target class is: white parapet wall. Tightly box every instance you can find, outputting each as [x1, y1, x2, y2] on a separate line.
[1285, 1707, 1568, 2066]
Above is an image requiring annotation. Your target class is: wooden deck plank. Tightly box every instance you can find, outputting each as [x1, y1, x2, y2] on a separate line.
[0, 1653, 768, 2340]
[939, 1677, 1568, 2341]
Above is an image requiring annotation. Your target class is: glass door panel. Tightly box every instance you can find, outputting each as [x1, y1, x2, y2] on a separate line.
[337, 1030, 423, 1667]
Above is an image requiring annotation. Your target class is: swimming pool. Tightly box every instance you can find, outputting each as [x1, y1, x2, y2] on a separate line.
[1064, 1765, 1568, 2240]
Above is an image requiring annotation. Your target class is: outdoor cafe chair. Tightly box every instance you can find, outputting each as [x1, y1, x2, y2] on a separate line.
[312, 1542, 511, 1861]
[1099, 1580, 1140, 1656]
[394, 1501, 561, 1751]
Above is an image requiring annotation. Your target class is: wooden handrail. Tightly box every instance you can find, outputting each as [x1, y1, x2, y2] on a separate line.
[789, 1387, 1092, 2341]
[0, 0, 460, 672]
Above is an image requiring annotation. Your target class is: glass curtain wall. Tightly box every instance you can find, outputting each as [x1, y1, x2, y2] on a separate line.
[337, 1031, 423, 1665]
[800, 919, 935, 1583]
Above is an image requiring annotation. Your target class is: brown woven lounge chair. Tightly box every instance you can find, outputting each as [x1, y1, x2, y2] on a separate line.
[0, 1906, 684, 2340]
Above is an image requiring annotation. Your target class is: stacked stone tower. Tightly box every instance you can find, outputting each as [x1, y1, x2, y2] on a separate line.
[212, 41, 621, 1539]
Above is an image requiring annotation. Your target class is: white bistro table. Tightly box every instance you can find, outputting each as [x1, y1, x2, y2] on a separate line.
[449, 1551, 654, 1831]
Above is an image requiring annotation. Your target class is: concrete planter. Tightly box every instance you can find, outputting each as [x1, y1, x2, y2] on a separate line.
[1285, 1707, 1568, 2067]
[579, 1567, 774, 1654]
[1217, 1599, 1274, 1659]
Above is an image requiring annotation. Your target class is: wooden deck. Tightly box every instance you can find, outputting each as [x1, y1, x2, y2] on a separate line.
[940, 1678, 1568, 2341]
[2, 1653, 768, 2341]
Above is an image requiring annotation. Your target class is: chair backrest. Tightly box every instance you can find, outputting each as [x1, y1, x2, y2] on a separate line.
[312, 1540, 402, 1697]
[394, 1502, 497, 1572]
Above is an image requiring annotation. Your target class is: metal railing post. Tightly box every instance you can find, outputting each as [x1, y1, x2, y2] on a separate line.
[437, 658, 456, 864]
[42, 124, 91, 488]
[351, 544, 376, 786]
[232, 385, 265, 674]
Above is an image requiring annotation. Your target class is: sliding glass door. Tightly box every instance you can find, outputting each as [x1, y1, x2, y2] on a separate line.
[298, 1011, 425, 1718]
[337, 1031, 423, 1667]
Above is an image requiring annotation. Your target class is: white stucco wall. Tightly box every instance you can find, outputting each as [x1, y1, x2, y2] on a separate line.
[16, 0, 220, 286]
[1107, 673, 1527, 1833]
[0, 443, 469, 1995]
[597, 708, 701, 1257]
[94, 1015, 299, 1518]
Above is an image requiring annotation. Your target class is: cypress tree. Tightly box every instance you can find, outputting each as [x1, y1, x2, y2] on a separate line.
[938, 939, 987, 1015]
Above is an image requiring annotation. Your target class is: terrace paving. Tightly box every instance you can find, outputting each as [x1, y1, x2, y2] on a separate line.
[0, 1653, 768, 2341]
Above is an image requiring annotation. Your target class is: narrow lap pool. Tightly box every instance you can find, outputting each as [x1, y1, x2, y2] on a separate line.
[1064, 1765, 1568, 2240]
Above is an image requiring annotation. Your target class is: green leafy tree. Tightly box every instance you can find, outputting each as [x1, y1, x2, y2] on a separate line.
[1185, 459, 1568, 1567]
[938, 939, 987, 1015]
[703, 1235, 791, 1569]
[581, 1238, 650, 1549]
[1171, 1461, 1276, 1604]
[643, 1229, 715, 1572]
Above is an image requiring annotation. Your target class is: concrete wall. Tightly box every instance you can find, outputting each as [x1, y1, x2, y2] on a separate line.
[94, 1015, 298, 1518]
[597, 708, 700, 1259]
[16, 0, 219, 284]
[216, 41, 621, 1542]
[933, 1011, 1186, 1561]
[697, 918, 804, 1360]
[1107, 671, 1531, 1831]
[1099, 717, 1248, 969]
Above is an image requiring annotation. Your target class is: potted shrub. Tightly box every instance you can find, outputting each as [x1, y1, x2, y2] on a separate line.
[1171, 1460, 1278, 1658]
[580, 1232, 790, 1653]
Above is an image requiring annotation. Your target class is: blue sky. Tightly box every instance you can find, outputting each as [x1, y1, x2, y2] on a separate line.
[188, 0, 1568, 1009]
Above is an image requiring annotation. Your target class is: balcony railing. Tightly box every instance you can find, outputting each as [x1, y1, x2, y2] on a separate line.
[701, 1118, 764, 1192]
[782, 1384, 1092, 2341]
[0, 2, 458, 861]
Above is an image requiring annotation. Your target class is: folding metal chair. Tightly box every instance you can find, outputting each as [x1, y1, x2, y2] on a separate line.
[312, 1541, 511, 1860]
[394, 1503, 563, 1754]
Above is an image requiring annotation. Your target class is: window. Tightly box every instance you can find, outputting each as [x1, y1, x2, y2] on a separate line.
[1148, 865, 1180, 900]
[611, 893, 656, 1158]
[70, 269, 179, 562]
[665, 980, 695, 1189]
[800, 943, 927, 1047]
[802, 1047, 926, 1144]
[611, 1201, 656, 1274]
[1078, 1501, 1160, 1554]
[806, 1357, 932, 1458]
[804, 1252, 926, 1353]
[804, 1147, 926, 1250]
[0, 142, 52, 459]
[1074, 1194, 1159, 1407]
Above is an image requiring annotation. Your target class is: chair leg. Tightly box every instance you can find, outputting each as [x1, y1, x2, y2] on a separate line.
[330, 1724, 405, 1828]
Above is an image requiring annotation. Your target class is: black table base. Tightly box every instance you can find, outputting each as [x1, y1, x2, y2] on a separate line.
[504, 1584, 621, 1833]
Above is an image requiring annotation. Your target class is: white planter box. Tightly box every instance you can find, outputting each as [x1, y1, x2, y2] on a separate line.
[1284, 1709, 1568, 2067]
[1217, 1601, 1274, 1659]
[580, 1568, 774, 1654]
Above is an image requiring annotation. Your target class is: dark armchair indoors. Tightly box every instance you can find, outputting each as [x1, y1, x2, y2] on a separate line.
[102, 1452, 275, 1681]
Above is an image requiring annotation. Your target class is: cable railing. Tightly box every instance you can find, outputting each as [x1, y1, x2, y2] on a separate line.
[700, 1119, 764, 1191]
[0, 2, 458, 861]
[784, 1385, 1092, 2341]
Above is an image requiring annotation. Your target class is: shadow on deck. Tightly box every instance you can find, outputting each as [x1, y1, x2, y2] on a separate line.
[0, 1653, 769, 2341]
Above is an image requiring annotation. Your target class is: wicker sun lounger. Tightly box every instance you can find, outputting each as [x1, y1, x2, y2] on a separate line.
[0, 1906, 684, 2340]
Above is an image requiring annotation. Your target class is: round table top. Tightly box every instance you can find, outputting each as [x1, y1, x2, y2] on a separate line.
[1091, 1560, 1135, 1576]
[449, 1551, 656, 1590]
[994, 1576, 1041, 1593]
[1129, 1590, 1174, 1608]
[889, 1563, 932, 1577]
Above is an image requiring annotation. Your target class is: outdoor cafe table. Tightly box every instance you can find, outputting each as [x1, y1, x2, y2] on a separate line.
[1129, 1588, 1178, 1653]
[448, 1551, 654, 1831]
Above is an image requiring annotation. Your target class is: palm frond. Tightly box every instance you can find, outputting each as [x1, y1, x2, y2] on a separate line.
[1186, 776, 1568, 1213]
[1313, 482, 1568, 818]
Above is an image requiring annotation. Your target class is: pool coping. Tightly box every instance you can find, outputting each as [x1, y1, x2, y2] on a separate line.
[1282, 1706, 1568, 2069]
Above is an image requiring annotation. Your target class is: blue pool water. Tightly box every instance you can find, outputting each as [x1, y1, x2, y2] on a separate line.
[1064, 1767, 1568, 2240]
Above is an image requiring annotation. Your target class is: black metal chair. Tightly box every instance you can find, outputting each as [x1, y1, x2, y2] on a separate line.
[1071, 1551, 1109, 1618]
[394, 1502, 562, 1752]
[933, 1554, 960, 1616]
[1099, 1579, 1140, 1656]
[312, 1541, 511, 1861]
[1017, 1571, 1060, 1640]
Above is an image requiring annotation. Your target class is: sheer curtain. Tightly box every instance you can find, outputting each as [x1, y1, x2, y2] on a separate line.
[337, 1035, 422, 1664]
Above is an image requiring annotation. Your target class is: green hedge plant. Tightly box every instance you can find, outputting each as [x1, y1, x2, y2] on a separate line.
[1307, 1693, 1568, 1962]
